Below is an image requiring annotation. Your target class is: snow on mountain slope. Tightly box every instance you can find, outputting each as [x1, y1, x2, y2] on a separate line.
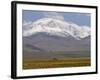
[23, 18, 90, 40]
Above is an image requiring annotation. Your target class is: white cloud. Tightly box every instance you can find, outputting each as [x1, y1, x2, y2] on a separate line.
[23, 20, 32, 26]
[22, 20, 33, 35]
[43, 12, 64, 20]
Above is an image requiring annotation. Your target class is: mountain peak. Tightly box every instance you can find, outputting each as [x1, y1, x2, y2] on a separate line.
[23, 17, 90, 40]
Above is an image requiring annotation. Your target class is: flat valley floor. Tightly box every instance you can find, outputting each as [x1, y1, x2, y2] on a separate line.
[23, 51, 91, 69]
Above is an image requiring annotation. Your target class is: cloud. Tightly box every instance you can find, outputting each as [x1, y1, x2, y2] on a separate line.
[43, 12, 64, 20]
[23, 20, 32, 26]
[22, 20, 33, 32]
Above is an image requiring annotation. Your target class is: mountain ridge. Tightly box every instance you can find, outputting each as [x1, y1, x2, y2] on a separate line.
[23, 17, 90, 40]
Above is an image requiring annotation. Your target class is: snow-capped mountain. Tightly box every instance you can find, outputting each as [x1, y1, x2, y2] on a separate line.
[23, 18, 90, 40]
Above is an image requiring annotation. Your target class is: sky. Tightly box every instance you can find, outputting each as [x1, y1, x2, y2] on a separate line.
[22, 10, 91, 26]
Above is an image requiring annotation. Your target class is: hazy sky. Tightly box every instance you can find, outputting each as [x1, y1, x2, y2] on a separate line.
[22, 10, 91, 26]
